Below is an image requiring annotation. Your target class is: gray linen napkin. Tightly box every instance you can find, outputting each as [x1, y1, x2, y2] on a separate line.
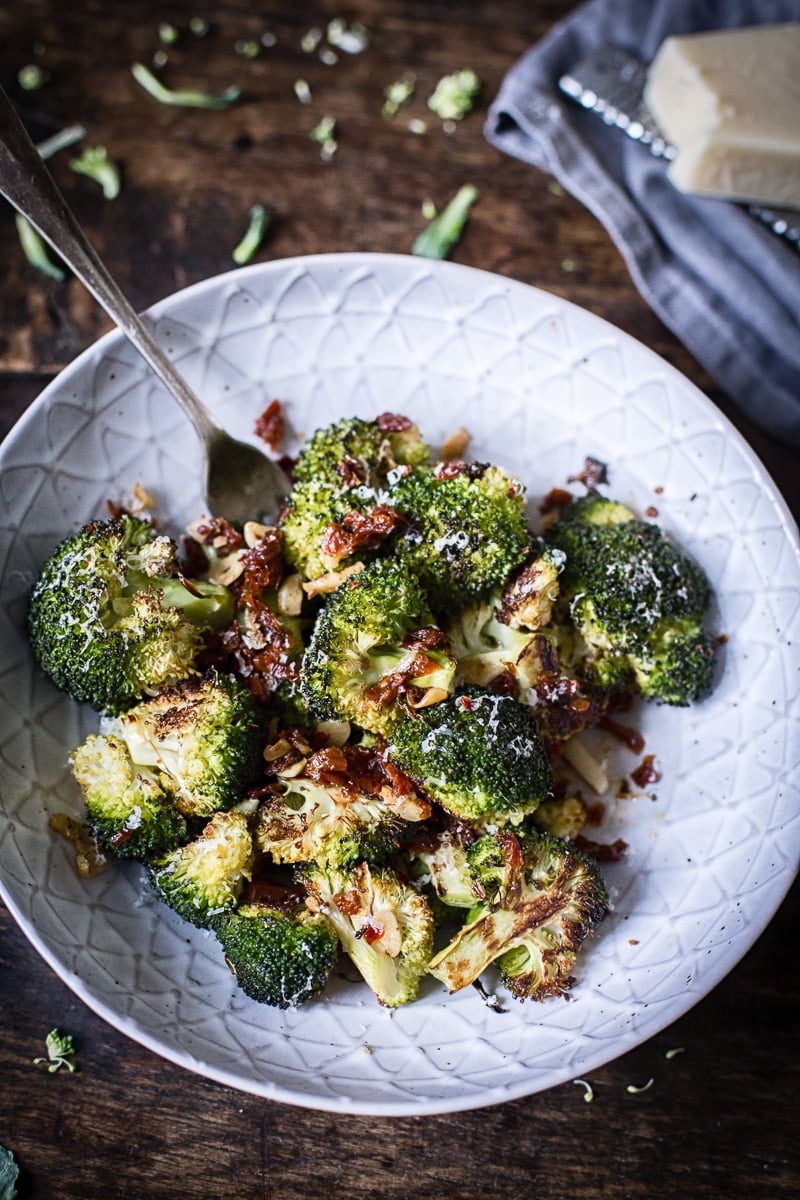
[485, 0, 800, 446]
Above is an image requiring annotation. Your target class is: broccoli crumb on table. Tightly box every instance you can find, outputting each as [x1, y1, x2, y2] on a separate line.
[27, 409, 719, 1013]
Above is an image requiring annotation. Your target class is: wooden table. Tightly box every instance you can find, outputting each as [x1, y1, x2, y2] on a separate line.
[1, 2, 797, 1197]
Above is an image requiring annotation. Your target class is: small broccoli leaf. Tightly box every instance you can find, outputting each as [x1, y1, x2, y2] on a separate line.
[0, 1144, 19, 1200]
[411, 185, 478, 260]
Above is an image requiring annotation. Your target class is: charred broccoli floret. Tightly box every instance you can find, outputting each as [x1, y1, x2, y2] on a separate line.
[292, 413, 429, 489]
[446, 593, 547, 695]
[149, 810, 254, 928]
[111, 672, 265, 818]
[427, 828, 607, 1000]
[494, 541, 564, 630]
[407, 830, 481, 911]
[27, 515, 234, 714]
[280, 414, 428, 580]
[70, 732, 187, 860]
[256, 774, 426, 869]
[387, 688, 552, 826]
[546, 495, 717, 705]
[300, 557, 456, 736]
[215, 900, 339, 1009]
[389, 462, 530, 610]
[301, 859, 435, 1007]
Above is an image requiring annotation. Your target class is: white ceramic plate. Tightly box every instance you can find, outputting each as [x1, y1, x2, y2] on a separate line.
[1, 254, 798, 1116]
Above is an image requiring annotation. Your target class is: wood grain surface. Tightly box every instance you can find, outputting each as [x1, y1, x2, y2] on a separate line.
[1, 2, 797, 1198]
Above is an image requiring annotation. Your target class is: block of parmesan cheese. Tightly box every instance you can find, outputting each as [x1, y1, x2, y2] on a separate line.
[644, 24, 800, 209]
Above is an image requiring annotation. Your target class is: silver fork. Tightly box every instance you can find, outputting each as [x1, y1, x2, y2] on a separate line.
[0, 87, 291, 522]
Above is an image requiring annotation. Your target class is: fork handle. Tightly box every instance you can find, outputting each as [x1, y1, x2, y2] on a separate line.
[0, 86, 219, 440]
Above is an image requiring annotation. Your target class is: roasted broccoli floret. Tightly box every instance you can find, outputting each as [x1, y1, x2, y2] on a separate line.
[300, 557, 456, 736]
[407, 829, 481, 910]
[256, 775, 424, 869]
[427, 829, 607, 1000]
[387, 688, 552, 825]
[215, 900, 339, 1009]
[28, 515, 234, 714]
[280, 414, 428, 580]
[70, 732, 187, 860]
[149, 810, 254, 928]
[546, 495, 717, 705]
[494, 541, 564, 630]
[292, 413, 429, 489]
[389, 462, 530, 609]
[112, 672, 265, 818]
[301, 860, 435, 1007]
[446, 593, 547, 695]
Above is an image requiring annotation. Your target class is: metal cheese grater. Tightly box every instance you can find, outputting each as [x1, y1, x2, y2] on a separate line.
[558, 44, 800, 248]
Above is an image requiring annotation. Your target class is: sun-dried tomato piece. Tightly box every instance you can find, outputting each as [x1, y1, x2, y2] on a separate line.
[238, 528, 286, 606]
[194, 516, 244, 552]
[320, 505, 403, 567]
[539, 487, 573, 515]
[375, 412, 413, 432]
[335, 454, 367, 488]
[254, 398, 285, 451]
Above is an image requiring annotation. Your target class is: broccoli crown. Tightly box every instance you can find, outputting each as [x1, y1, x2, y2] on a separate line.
[70, 732, 187, 860]
[389, 463, 530, 610]
[292, 414, 429, 490]
[255, 776, 408, 868]
[446, 593, 547, 696]
[149, 810, 254, 928]
[547, 496, 715, 705]
[387, 688, 552, 825]
[301, 860, 435, 1007]
[427, 828, 607, 1000]
[215, 901, 339, 1009]
[115, 672, 265, 818]
[27, 515, 234, 714]
[300, 557, 455, 736]
[408, 830, 480, 910]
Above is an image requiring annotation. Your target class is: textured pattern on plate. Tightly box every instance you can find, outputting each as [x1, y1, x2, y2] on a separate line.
[1, 254, 798, 1115]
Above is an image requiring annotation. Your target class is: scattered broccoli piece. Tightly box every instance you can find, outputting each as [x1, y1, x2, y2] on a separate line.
[292, 414, 429, 490]
[390, 463, 530, 609]
[28, 515, 234, 714]
[301, 860, 435, 1007]
[300, 557, 455, 736]
[113, 671, 265, 818]
[547, 496, 717, 705]
[33, 1027, 78, 1073]
[149, 810, 254, 928]
[427, 69, 481, 121]
[70, 732, 187, 860]
[531, 795, 588, 841]
[215, 900, 339, 1009]
[387, 688, 551, 825]
[427, 829, 607, 999]
[411, 184, 479, 261]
